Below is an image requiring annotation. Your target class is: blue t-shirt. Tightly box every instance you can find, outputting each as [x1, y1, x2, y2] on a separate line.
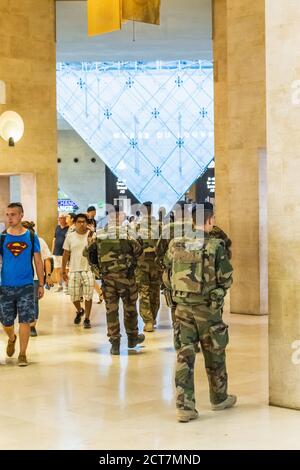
[53, 225, 68, 256]
[0, 230, 41, 287]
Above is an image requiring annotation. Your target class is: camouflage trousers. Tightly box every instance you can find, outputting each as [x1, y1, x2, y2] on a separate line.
[171, 304, 200, 351]
[171, 304, 181, 351]
[175, 302, 229, 410]
[136, 259, 162, 324]
[102, 273, 139, 343]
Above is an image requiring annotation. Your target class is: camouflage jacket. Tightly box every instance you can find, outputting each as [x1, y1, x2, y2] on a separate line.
[135, 216, 161, 258]
[85, 224, 143, 278]
[155, 219, 194, 267]
[165, 229, 233, 304]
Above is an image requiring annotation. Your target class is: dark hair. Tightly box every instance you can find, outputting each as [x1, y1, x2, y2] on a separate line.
[75, 213, 88, 223]
[204, 210, 214, 224]
[173, 200, 187, 217]
[143, 201, 152, 216]
[203, 202, 214, 224]
[177, 200, 187, 211]
[68, 212, 76, 221]
[7, 202, 24, 213]
[87, 206, 96, 212]
[192, 202, 214, 224]
[143, 201, 152, 208]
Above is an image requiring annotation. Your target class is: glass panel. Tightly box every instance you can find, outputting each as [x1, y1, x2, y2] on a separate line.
[57, 60, 214, 211]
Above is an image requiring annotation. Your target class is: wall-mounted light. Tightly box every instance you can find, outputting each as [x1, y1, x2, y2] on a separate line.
[0, 111, 24, 147]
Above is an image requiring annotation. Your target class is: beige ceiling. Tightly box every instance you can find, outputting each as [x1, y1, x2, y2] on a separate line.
[56, 0, 213, 62]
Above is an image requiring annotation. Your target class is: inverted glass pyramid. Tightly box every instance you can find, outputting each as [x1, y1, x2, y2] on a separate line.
[57, 61, 214, 212]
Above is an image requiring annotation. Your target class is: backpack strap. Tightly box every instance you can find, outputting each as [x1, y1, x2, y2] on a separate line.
[29, 230, 35, 260]
[27, 230, 36, 277]
[0, 233, 6, 256]
[85, 240, 101, 279]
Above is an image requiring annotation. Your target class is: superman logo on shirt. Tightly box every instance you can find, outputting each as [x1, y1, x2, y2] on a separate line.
[6, 242, 28, 257]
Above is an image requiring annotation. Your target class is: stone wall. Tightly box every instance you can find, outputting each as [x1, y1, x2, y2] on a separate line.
[58, 129, 106, 214]
[213, 0, 267, 314]
[266, 0, 300, 409]
[0, 0, 57, 246]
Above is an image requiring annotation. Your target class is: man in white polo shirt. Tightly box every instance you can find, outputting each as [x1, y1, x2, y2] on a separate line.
[62, 213, 95, 328]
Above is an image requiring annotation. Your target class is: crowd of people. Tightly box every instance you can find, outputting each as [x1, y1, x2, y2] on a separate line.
[0, 200, 236, 422]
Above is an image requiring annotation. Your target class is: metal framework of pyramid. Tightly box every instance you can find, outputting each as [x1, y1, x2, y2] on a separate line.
[57, 60, 214, 212]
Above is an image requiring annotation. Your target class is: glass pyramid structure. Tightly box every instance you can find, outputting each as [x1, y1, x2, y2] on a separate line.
[57, 60, 214, 212]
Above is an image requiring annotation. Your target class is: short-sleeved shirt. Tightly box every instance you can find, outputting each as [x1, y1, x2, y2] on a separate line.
[53, 226, 68, 256]
[0, 230, 40, 287]
[33, 237, 52, 281]
[63, 231, 90, 273]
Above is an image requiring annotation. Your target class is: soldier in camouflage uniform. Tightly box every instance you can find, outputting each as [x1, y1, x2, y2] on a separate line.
[164, 203, 236, 422]
[156, 201, 192, 270]
[135, 202, 162, 332]
[85, 207, 145, 355]
[156, 201, 195, 350]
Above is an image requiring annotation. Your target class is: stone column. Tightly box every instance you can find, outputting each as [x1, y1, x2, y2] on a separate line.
[0, 0, 57, 247]
[213, 0, 229, 235]
[20, 174, 37, 225]
[0, 176, 10, 223]
[266, 0, 300, 409]
[213, 0, 267, 315]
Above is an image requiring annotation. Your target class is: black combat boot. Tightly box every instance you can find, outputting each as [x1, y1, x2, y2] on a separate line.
[110, 340, 120, 355]
[128, 333, 145, 349]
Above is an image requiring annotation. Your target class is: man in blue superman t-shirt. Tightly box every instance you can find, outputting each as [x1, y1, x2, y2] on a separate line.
[0, 203, 45, 366]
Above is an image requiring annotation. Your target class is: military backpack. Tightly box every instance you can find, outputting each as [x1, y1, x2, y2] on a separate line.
[85, 227, 136, 278]
[169, 236, 222, 301]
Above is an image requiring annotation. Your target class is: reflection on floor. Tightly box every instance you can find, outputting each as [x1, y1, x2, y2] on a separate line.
[0, 290, 299, 450]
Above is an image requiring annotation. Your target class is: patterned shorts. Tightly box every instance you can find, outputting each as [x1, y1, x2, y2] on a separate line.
[0, 284, 35, 327]
[68, 271, 94, 302]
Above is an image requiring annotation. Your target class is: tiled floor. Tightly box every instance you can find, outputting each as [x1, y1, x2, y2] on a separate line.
[0, 291, 299, 450]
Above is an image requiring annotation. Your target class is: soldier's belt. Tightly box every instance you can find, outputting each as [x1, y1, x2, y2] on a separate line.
[173, 291, 209, 305]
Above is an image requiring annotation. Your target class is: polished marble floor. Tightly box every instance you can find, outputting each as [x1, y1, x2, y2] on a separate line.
[0, 290, 299, 450]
